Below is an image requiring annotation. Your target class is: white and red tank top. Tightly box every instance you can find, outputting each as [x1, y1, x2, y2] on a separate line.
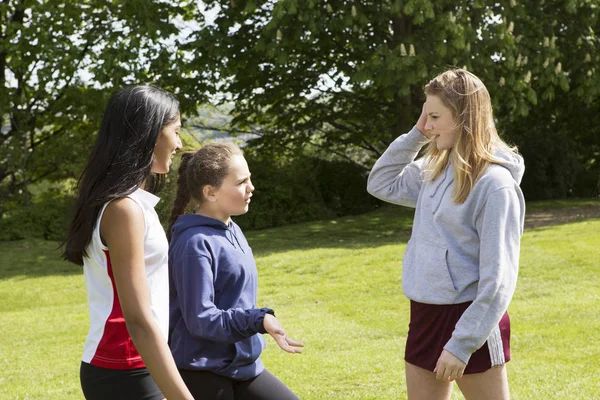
[81, 188, 169, 370]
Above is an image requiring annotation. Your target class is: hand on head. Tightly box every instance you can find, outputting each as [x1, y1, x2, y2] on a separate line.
[416, 103, 432, 139]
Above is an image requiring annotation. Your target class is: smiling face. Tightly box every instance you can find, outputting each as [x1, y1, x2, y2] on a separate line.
[152, 115, 182, 174]
[424, 95, 460, 151]
[209, 154, 254, 220]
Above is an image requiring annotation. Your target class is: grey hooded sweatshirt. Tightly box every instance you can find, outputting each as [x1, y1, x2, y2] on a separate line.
[367, 126, 525, 365]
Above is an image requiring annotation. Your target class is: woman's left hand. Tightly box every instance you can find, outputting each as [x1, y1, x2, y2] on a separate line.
[434, 350, 466, 381]
[263, 313, 304, 354]
[416, 103, 431, 138]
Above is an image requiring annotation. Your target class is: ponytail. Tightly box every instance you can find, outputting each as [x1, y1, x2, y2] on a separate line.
[167, 152, 194, 240]
[167, 143, 243, 240]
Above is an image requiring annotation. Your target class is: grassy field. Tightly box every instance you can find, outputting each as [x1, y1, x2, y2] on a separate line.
[1, 200, 599, 399]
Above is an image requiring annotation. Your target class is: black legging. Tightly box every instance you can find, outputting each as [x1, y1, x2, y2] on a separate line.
[178, 368, 300, 400]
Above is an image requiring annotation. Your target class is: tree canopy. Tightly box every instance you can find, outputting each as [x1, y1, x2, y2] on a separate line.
[180, 1, 596, 166]
[1, 0, 598, 202]
[0, 0, 198, 197]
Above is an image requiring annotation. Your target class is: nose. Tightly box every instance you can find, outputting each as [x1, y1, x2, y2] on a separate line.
[176, 136, 182, 150]
[247, 178, 255, 193]
[424, 118, 433, 131]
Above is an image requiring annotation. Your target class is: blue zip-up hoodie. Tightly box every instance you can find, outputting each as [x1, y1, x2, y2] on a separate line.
[367, 126, 525, 366]
[168, 214, 271, 380]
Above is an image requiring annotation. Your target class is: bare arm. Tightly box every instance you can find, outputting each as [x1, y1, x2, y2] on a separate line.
[101, 198, 193, 400]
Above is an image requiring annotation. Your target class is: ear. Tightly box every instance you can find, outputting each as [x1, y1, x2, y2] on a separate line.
[202, 185, 218, 203]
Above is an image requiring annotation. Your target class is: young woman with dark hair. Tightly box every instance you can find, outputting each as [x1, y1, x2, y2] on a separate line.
[167, 143, 303, 400]
[63, 85, 194, 400]
[368, 69, 525, 400]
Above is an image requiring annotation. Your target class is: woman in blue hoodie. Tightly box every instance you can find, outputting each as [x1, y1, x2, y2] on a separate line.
[167, 143, 303, 400]
[367, 69, 525, 400]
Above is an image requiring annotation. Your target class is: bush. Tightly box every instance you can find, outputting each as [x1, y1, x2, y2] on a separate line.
[232, 155, 329, 230]
[0, 188, 73, 241]
[0, 152, 379, 241]
[501, 99, 600, 201]
[233, 153, 379, 230]
[516, 130, 581, 200]
[154, 151, 379, 232]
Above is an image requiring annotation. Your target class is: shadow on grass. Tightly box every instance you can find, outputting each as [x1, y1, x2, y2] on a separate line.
[3, 200, 599, 279]
[246, 199, 600, 255]
[524, 198, 599, 211]
[0, 206, 415, 279]
[245, 205, 415, 256]
[0, 239, 82, 279]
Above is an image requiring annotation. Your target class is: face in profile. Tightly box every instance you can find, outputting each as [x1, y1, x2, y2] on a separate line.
[212, 154, 255, 218]
[424, 95, 459, 151]
[152, 115, 182, 174]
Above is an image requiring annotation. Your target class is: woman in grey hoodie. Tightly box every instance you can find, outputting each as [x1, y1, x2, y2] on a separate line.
[367, 69, 525, 400]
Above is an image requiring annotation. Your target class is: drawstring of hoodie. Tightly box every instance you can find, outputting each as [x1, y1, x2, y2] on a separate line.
[430, 164, 454, 215]
[226, 222, 245, 253]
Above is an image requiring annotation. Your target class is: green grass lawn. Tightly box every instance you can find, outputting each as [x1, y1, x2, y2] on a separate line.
[1, 201, 599, 399]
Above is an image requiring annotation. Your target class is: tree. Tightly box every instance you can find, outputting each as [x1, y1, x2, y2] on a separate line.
[180, 0, 600, 194]
[0, 0, 198, 200]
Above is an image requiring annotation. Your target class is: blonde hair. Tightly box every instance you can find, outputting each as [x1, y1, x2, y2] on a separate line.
[423, 69, 517, 203]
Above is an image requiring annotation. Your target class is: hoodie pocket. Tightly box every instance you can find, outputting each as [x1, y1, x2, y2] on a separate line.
[402, 237, 458, 302]
[233, 335, 263, 365]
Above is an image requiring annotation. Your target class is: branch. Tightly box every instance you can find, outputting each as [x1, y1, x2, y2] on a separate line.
[30, 21, 103, 115]
[327, 119, 357, 135]
[360, 138, 380, 156]
[187, 123, 258, 136]
[32, 125, 65, 148]
[305, 139, 368, 170]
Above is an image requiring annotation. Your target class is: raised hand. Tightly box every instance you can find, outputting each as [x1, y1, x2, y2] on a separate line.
[416, 103, 432, 138]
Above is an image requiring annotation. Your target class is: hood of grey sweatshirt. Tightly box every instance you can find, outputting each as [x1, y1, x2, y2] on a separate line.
[367, 126, 525, 365]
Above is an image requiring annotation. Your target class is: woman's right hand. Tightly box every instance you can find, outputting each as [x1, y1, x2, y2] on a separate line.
[263, 313, 304, 354]
[416, 103, 432, 139]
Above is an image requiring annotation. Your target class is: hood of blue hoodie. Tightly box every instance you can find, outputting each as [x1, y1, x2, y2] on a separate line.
[172, 213, 226, 233]
[171, 214, 247, 253]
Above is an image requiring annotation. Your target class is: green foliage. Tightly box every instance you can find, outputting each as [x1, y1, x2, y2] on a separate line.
[0, 0, 200, 196]
[0, 149, 377, 241]
[154, 147, 379, 232]
[177, 0, 600, 199]
[504, 96, 600, 199]
[2, 0, 598, 242]
[0, 186, 73, 241]
[235, 152, 379, 230]
[234, 156, 328, 230]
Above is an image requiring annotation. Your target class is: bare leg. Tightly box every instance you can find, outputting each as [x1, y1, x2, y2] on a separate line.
[406, 362, 453, 400]
[456, 365, 510, 400]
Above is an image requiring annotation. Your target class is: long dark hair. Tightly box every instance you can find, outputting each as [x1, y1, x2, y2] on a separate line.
[167, 143, 242, 240]
[63, 85, 180, 265]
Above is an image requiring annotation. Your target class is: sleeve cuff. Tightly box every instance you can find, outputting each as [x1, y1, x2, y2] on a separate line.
[443, 340, 473, 365]
[409, 126, 430, 143]
[256, 308, 275, 334]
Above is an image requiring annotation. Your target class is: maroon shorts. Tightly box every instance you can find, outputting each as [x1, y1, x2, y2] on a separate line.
[404, 300, 511, 374]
